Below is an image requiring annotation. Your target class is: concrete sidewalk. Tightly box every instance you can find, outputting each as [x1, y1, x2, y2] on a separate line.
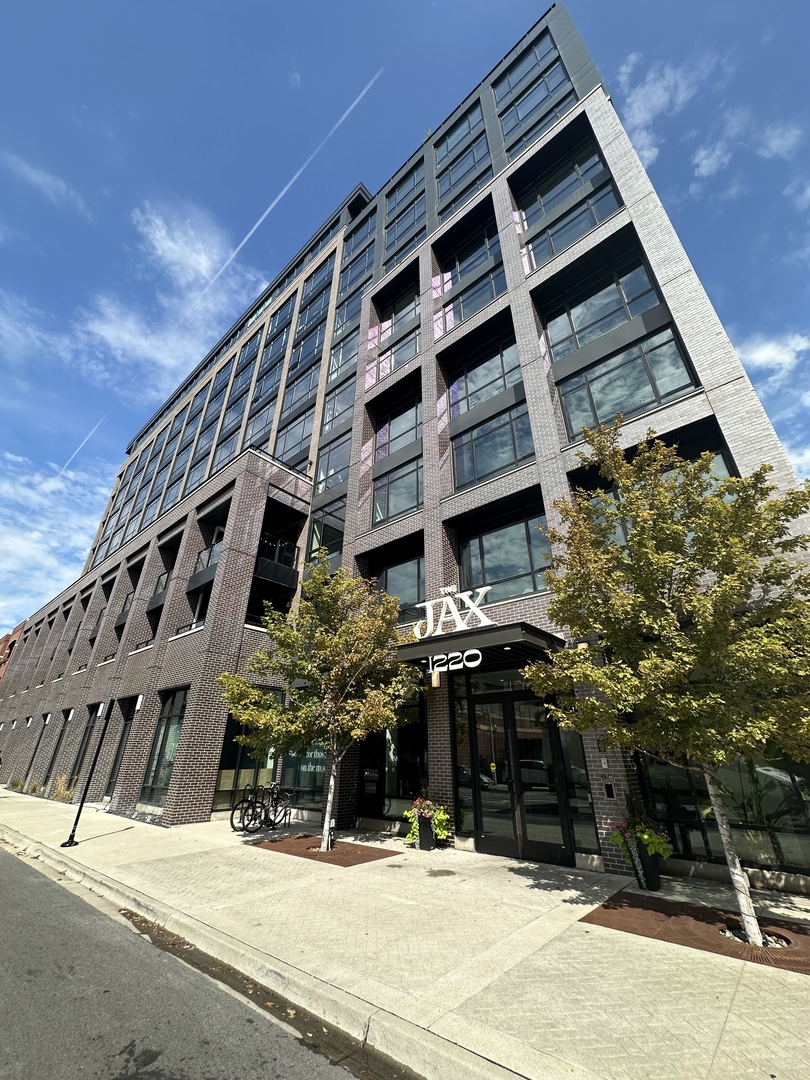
[1, 792, 808, 1080]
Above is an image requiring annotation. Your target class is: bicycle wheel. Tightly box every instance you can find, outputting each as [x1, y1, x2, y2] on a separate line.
[230, 799, 252, 832]
[269, 790, 294, 829]
[244, 800, 267, 833]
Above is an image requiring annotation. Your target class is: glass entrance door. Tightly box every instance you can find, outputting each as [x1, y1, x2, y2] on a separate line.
[473, 696, 568, 863]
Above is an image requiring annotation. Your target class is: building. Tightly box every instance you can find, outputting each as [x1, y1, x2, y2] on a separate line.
[1, 4, 807, 882]
[0, 622, 25, 687]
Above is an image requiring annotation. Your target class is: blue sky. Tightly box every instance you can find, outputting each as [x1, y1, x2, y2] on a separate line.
[1, 0, 808, 633]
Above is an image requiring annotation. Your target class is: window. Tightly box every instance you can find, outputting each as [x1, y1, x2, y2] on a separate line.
[289, 322, 327, 372]
[315, 431, 351, 494]
[375, 400, 422, 460]
[376, 285, 420, 347]
[518, 142, 607, 229]
[238, 328, 262, 366]
[334, 287, 365, 336]
[376, 327, 420, 381]
[448, 334, 521, 417]
[242, 401, 276, 449]
[281, 362, 321, 420]
[140, 688, 187, 807]
[438, 170, 493, 223]
[220, 391, 248, 434]
[493, 33, 555, 103]
[301, 252, 335, 300]
[436, 265, 506, 337]
[69, 704, 103, 788]
[435, 102, 483, 165]
[308, 497, 346, 569]
[295, 286, 332, 337]
[212, 358, 234, 392]
[274, 407, 315, 463]
[321, 379, 356, 433]
[452, 403, 535, 489]
[526, 184, 620, 270]
[460, 516, 551, 603]
[437, 133, 490, 204]
[280, 746, 325, 812]
[386, 162, 425, 217]
[383, 227, 426, 273]
[558, 329, 696, 438]
[499, 59, 570, 141]
[106, 698, 136, 798]
[544, 260, 659, 361]
[261, 324, 291, 369]
[343, 210, 377, 260]
[385, 193, 426, 252]
[338, 242, 375, 297]
[268, 292, 296, 333]
[377, 556, 425, 623]
[211, 430, 239, 472]
[251, 354, 284, 410]
[329, 327, 360, 382]
[439, 221, 501, 292]
[373, 459, 423, 524]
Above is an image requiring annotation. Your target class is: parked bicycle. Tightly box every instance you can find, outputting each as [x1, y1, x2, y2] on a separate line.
[230, 783, 295, 833]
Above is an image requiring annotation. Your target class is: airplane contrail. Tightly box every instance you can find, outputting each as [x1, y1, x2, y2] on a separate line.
[197, 67, 385, 302]
[23, 414, 108, 519]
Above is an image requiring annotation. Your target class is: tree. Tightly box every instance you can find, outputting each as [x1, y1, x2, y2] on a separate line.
[219, 553, 420, 851]
[523, 423, 810, 946]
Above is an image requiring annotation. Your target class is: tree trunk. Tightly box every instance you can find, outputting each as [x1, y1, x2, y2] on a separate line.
[703, 767, 763, 946]
[321, 754, 338, 852]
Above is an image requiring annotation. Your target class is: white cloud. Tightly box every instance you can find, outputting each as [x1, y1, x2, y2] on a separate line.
[0, 451, 117, 634]
[617, 52, 720, 167]
[0, 201, 266, 407]
[784, 179, 810, 212]
[1, 151, 90, 219]
[289, 70, 301, 88]
[692, 141, 732, 177]
[735, 331, 810, 394]
[756, 123, 803, 160]
[784, 440, 810, 478]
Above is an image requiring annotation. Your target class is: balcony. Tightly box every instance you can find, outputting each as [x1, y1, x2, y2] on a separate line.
[146, 570, 172, 612]
[187, 541, 222, 592]
[115, 591, 135, 628]
[254, 535, 299, 590]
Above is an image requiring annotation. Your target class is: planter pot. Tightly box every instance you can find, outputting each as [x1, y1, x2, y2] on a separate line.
[418, 816, 435, 851]
[635, 843, 662, 891]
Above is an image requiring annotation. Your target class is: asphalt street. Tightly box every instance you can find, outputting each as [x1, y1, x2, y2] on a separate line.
[0, 845, 352, 1080]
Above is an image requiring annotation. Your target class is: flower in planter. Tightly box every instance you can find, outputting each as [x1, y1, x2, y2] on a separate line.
[403, 796, 451, 846]
[609, 813, 673, 889]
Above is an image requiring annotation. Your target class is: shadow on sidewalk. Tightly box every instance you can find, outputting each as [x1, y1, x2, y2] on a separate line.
[506, 861, 622, 903]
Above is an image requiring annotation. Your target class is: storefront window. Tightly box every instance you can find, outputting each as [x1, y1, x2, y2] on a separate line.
[641, 754, 810, 874]
[214, 714, 276, 811]
[281, 745, 326, 811]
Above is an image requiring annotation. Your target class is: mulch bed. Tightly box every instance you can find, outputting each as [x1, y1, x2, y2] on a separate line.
[581, 890, 810, 975]
[251, 832, 401, 867]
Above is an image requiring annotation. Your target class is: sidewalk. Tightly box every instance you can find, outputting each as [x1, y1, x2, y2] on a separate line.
[1, 791, 808, 1080]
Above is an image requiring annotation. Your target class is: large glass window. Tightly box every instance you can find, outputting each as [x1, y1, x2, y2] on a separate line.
[435, 102, 483, 165]
[339, 242, 375, 297]
[329, 327, 360, 382]
[377, 285, 420, 347]
[439, 221, 502, 293]
[641, 754, 810, 874]
[321, 379, 356, 433]
[280, 746, 325, 811]
[308, 497, 346, 570]
[315, 431, 351, 494]
[373, 459, 423, 524]
[386, 161, 425, 217]
[289, 322, 327, 372]
[385, 193, 426, 252]
[448, 334, 521, 417]
[452, 403, 535, 489]
[140, 689, 187, 807]
[517, 142, 607, 230]
[460, 515, 551, 603]
[375, 400, 422, 460]
[544, 260, 659, 361]
[334, 286, 365, 336]
[499, 59, 571, 141]
[377, 556, 425, 623]
[301, 252, 335, 300]
[280, 361, 321, 419]
[526, 184, 620, 271]
[274, 407, 315, 463]
[344, 210, 377, 260]
[295, 287, 331, 337]
[437, 134, 490, 204]
[242, 401, 276, 450]
[558, 329, 696, 437]
[375, 327, 420, 382]
[493, 33, 555, 103]
[436, 265, 507, 337]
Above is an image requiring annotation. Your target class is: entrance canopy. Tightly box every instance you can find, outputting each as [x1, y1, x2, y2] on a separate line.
[397, 621, 565, 669]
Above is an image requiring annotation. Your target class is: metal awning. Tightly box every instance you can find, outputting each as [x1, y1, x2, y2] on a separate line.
[397, 621, 565, 668]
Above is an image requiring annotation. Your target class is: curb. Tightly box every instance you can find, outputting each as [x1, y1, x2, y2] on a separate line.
[0, 824, 526, 1080]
